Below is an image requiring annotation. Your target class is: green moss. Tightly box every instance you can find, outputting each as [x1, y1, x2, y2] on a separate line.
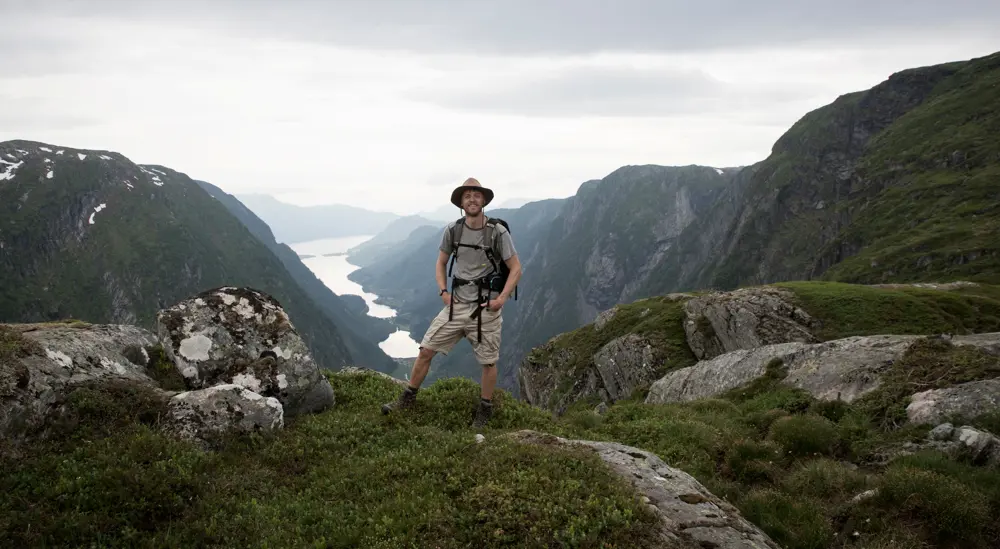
[526, 295, 697, 410]
[0, 324, 42, 398]
[143, 344, 188, 392]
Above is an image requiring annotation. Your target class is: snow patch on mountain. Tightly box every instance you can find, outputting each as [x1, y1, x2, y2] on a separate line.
[77, 153, 87, 161]
[88, 203, 107, 225]
[1, 158, 23, 181]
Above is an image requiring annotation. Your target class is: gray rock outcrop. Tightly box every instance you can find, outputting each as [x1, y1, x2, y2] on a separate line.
[1, 322, 161, 438]
[166, 383, 284, 447]
[156, 286, 334, 416]
[909, 423, 1000, 467]
[593, 334, 665, 402]
[682, 286, 819, 361]
[647, 333, 1000, 405]
[507, 430, 780, 549]
[906, 378, 1000, 425]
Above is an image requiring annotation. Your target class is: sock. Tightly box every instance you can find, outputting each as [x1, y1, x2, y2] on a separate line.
[406, 386, 419, 394]
[480, 397, 492, 405]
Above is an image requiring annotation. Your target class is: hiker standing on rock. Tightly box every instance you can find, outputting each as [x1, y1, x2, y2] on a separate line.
[382, 177, 522, 429]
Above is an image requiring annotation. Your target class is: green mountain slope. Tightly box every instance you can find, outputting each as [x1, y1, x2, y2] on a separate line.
[195, 180, 399, 372]
[0, 140, 353, 369]
[641, 50, 1000, 297]
[345, 214, 437, 268]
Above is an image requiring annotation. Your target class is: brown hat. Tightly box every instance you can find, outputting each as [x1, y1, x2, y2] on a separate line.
[450, 177, 494, 208]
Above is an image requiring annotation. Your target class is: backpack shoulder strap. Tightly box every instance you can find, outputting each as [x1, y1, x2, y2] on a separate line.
[450, 218, 465, 254]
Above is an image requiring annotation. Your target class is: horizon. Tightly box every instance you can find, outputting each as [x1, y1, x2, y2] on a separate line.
[2, 1, 999, 215]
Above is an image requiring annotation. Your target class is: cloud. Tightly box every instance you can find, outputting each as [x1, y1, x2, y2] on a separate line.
[7, 0, 999, 56]
[408, 63, 825, 117]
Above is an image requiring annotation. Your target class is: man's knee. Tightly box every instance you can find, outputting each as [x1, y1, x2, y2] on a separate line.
[418, 346, 437, 361]
[482, 362, 496, 368]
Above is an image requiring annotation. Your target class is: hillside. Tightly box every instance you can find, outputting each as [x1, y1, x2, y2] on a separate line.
[4, 279, 1000, 548]
[345, 214, 438, 268]
[640, 50, 1000, 296]
[195, 180, 399, 372]
[236, 193, 399, 244]
[0, 140, 355, 370]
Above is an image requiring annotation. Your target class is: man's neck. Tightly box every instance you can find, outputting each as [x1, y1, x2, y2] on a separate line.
[464, 212, 486, 229]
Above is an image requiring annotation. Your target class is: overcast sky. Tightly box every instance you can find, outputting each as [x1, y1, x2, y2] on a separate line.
[2, 1, 999, 214]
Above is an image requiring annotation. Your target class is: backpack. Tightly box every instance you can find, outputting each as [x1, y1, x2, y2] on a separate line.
[447, 216, 518, 301]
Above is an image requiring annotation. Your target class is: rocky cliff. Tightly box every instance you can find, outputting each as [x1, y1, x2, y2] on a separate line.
[0, 140, 376, 371]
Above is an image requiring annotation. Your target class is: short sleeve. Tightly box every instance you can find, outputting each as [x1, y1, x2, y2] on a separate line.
[439, 224, 453, 254]
[498, 226, 516, 261]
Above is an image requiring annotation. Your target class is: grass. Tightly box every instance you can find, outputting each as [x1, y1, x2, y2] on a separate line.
[775, 281, 1000, 340]
[4, 356, 1000, 548]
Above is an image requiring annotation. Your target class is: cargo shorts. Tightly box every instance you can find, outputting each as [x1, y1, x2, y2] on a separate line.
[420, 300, 503, 365]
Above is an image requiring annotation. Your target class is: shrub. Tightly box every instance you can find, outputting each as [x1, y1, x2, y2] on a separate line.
[768, 415, 840, 458]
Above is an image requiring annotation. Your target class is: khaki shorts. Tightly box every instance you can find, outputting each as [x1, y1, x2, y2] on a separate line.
[420, 300, 503, 365]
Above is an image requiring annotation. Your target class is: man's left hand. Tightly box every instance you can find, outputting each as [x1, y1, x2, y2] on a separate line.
[487, 295, 507, 311]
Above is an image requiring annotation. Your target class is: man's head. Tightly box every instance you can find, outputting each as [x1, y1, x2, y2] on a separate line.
[450, 177, 494, 215]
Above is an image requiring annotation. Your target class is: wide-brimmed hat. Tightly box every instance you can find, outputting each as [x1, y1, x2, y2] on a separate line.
[450, 177, 494, 208]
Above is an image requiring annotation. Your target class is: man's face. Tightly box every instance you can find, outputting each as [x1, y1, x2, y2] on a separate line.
[462, 190, 484, 214]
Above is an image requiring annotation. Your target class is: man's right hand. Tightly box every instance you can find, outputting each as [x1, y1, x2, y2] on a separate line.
[441, 291, 452, 307]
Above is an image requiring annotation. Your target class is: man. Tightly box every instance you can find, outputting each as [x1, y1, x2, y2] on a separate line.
[381, 177, 522, 429]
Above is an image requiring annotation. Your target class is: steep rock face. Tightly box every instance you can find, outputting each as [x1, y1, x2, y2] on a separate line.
[0, 321, 160, 438]
[156, 286, 335, 416]
[508, 430, 780, 549]
[647, 333, 1000, 405]
[639, 52, 1000, 297]
[0, 140, 354, 371]
[682, 286, 819, 360]
[592, 334, 666, 402]
[906, 378, 1000, 425]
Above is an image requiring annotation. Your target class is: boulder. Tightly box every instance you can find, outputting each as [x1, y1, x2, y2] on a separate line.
[166, 383, 284, 447]
[906, 378, 1000, 425]
[155, 286, 334, 416]
[648, 333, 1000, 406]
[682, 286, 819, 360]
[1, 322, 160, 438]
[910, 423, 1000, 467]
[507, 430, 780, 549]
[339, 366, 408, 386]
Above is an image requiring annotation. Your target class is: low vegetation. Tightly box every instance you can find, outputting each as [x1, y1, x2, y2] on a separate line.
[5, 337, 1000, 549]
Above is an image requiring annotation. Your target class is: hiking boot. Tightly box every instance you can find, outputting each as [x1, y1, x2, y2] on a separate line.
[381, 386, 417, 415]
[472, 399, 493, 429]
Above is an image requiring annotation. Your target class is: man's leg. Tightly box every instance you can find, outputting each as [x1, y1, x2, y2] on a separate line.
[480, 362, 497, 400]
[469, 308, 502, 428]
[382, 303, 465, 415]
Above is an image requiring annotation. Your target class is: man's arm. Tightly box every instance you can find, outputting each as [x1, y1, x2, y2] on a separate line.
[436, 250, 450, 292]
[495, 254, 521, 304]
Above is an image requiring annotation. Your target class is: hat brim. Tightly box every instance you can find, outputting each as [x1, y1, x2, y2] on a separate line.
[451, 185, 494, 208]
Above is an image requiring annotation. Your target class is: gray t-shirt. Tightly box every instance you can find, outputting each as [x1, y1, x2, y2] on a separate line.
[440, 218, 517, 303]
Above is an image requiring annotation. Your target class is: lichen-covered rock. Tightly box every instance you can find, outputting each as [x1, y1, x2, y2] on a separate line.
[909, 423, 1000, 467]
[166, 383, 284, 446]
[507, 430, 780, 549]
[155, 286, 334, 416]
[593, 334, 668, 402]
[1, 322, 160, 438]
[682, 286, 819, 360]
[906, 378, 1000, 425]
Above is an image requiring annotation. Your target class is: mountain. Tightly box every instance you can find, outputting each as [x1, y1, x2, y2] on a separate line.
[195, 180, 399, 372]
[0, 140, 355, 370]
[344, 214, 438, 268]
[638, 50, 1000, 296]
[350, 50, 1000, 397]
[236, 193, 400, 244]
